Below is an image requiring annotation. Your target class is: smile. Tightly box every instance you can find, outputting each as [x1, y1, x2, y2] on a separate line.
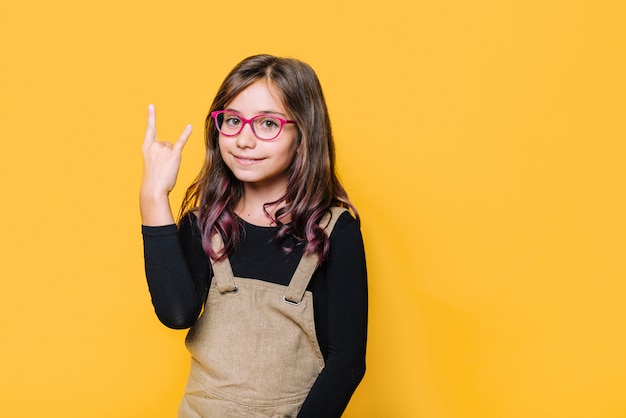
[233, 154, 264, 166]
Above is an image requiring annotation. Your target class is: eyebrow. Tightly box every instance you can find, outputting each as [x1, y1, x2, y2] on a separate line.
[225, 108, 288, 118]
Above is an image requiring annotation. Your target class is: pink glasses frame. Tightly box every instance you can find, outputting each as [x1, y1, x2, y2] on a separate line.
[210, 110, 297, 141]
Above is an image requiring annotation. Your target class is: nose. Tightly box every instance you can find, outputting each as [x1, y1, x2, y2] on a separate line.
[234, 121, 257, 149]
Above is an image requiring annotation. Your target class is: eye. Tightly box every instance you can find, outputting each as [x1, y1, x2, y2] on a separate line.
[258, 117, 280, 130]
[225, 116, 241, 127]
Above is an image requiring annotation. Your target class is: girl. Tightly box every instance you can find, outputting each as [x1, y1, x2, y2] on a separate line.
[141, 54, 367, 418]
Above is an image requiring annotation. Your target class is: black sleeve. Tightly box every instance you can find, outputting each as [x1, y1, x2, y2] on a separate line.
[141, 213, 211, 329]
[298, 213, 368, 417]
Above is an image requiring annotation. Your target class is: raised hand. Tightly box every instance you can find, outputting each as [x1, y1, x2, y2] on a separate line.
[140, 104, 192, 226]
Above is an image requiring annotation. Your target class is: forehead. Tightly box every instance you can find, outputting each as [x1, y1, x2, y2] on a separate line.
[226, 79, 287, 115]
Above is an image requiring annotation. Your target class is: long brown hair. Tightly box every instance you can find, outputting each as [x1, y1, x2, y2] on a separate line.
[180, 54, 355, 261]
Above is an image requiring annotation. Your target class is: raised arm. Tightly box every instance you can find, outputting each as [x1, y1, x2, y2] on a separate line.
[140, 105, 207, 329]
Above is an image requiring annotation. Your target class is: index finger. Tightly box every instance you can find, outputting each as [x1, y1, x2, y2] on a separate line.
[143, 104, 157, 147]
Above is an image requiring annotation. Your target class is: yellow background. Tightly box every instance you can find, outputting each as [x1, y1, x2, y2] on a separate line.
[1, 0, 625, 417]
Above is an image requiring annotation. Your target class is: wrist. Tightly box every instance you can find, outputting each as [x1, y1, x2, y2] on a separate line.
[140, 189, 169, 205]
[139, 192, 175, 226]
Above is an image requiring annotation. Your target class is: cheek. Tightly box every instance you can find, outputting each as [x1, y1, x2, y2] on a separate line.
[280, 140, 298, 167]
[217, 139, 234, 169]
[285, 133, 299, 160]
[218, 137, 228, 155]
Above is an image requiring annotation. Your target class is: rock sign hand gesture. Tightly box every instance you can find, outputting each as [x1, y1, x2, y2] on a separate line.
[140, 104, 192, 226]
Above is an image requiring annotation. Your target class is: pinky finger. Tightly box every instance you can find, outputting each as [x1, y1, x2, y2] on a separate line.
[174, 124, 193, 151]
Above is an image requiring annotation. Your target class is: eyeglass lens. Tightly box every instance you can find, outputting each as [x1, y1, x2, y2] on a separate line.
[216, 111, 285, 140]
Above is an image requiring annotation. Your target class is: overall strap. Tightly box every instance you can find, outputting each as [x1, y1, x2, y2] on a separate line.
[283, 207, 348, 305]
[209, 233, 238, 293]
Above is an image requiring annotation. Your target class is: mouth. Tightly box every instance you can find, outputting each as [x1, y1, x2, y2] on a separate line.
[232, 154, 265, 166]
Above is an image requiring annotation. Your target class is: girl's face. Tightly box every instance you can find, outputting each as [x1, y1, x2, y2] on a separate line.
[219, 79, 298, 193]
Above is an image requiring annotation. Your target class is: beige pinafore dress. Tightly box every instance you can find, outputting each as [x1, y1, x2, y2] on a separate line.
[179, 208, 346, 417]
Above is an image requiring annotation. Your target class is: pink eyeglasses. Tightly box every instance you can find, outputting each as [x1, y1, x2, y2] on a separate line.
[211, 110, 296, 141]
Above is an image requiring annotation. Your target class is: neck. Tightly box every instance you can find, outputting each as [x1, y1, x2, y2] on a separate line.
[235, 183, 289, 226]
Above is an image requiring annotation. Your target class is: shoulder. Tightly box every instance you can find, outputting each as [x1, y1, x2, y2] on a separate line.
[179, 211, 202, 239]
[328, 209, 362, 242]
[323, 209, 367, 275]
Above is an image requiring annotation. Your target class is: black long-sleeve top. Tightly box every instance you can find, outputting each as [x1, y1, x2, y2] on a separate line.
[142, 210, 368, 417]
